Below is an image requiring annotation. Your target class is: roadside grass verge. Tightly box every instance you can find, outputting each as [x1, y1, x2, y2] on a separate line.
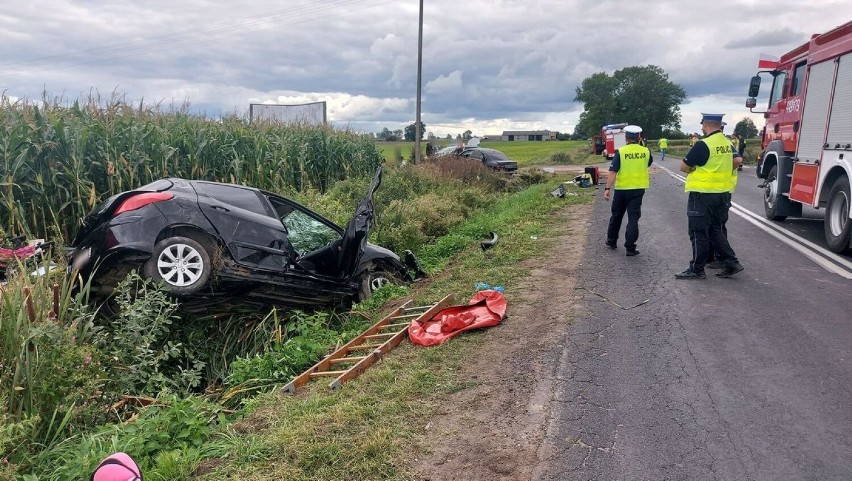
[196, 178, 593, 480]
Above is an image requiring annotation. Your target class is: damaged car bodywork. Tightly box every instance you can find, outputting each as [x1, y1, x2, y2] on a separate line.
[68, 167, 424, 309]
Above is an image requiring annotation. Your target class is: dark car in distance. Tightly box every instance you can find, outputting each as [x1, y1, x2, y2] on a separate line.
[434, 146, 518, 173]
[68, 168, 424, 310]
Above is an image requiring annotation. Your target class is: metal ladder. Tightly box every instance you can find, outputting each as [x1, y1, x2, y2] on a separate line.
[283, 294, 454, 393]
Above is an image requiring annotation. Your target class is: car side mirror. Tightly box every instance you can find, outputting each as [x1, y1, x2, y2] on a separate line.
[748, 75, 761, 98]
[746, 97, 757, 109]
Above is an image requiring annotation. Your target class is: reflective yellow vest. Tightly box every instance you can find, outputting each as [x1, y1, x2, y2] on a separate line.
[614, 143, 651, 190]
[685, 132, 733, 193]
[659, 138, 668, 149]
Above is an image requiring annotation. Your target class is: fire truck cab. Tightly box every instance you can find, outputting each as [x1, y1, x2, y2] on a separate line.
[599, 123, 628, 161]
[747, 20, 852, 252]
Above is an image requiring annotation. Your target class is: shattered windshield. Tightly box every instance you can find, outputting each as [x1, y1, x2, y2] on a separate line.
[280, 209, 340, 254]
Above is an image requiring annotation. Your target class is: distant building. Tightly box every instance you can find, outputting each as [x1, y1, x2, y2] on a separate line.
[501, 130, 556, 141]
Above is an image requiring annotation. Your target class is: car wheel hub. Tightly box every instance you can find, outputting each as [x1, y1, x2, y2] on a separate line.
[157, 243, 204, 287]
[370, 275, 391, 292]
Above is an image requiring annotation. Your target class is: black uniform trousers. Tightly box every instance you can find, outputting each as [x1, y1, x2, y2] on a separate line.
[687, 192, 738, 273]
[606, 188, 645, 251]
[706, 192, 731, 263]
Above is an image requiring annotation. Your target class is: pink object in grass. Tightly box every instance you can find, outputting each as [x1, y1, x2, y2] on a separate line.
[91, 452, 142, 481]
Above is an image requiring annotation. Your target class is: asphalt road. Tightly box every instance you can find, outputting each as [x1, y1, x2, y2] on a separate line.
[533, 157, 852, 480]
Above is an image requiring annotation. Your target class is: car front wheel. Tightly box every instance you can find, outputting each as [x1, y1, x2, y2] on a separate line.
[143, 236, 212, 296]
[358, 265, 401, 301]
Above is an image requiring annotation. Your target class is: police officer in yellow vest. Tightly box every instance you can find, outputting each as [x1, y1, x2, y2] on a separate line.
[675, 113, 744, 279]
[706, 121, 743, 269]
[604, 125, 652, 256]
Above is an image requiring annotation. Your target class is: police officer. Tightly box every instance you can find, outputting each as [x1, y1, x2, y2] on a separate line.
[659, 136, 668, 161]
[707, 122, 743, 269]
[675, 114, 744, 279]
[604, 125, 652, 256]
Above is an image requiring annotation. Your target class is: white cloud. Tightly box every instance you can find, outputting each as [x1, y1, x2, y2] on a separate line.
[425, 70, 463, 94]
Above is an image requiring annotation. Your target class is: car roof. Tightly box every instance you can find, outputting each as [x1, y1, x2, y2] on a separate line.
[465, 147, 504, 155]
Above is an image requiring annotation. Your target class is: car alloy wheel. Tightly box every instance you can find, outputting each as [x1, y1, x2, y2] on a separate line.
[358, 266, 400, 301]
[144, 236, 212, 296]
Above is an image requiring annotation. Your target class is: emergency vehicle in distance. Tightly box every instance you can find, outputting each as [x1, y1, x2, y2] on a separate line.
[592, 123, 628, 161]
[746, 19, 852, 253]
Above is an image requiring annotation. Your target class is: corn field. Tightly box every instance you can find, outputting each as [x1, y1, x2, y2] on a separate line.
[0, 94, 383, 242]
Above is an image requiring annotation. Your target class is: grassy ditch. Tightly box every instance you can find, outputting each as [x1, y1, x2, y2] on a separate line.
[0, 158, 589, 479]
[194, 178, 594, 480]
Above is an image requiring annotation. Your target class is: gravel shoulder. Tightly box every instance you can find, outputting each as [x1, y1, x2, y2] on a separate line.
[412, 201, 593, 480]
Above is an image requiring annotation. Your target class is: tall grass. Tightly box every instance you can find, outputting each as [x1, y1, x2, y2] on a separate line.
[0, 93, 383, 242]
[0, 257, 106, 468]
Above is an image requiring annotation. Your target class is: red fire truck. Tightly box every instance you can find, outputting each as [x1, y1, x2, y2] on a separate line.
[747, 20, 852, 252]
[595, 123, 628, 160]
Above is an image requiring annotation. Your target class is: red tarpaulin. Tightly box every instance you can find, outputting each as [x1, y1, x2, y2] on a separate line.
[408, 290, 507, 347]
[0, 245, 36, 264]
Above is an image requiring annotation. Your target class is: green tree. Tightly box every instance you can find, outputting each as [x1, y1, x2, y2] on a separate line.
[404, 121, 426, 141]
[377, 127, 403, 141]
[734, 118, 759, 139]
[462, 130, 473, 140]
[574, 65, 686, 139]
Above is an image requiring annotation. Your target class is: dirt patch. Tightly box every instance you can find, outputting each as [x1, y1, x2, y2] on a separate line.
[412, 202, 593, 480]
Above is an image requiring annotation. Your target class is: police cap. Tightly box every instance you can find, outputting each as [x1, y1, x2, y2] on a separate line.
[623, 125, 642, 137]
[700, 113, 725, 124]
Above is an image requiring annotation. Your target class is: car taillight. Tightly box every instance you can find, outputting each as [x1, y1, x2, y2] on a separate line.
[113, 192, 174, 215]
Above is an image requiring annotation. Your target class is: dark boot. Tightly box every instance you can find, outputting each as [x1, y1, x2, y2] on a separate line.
[675, 269, 706, 279]
[715, 263, 744, 278]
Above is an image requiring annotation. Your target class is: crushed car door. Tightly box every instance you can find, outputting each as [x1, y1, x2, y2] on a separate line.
[338, 167, 381, 278]
[193, 182, 291, 271]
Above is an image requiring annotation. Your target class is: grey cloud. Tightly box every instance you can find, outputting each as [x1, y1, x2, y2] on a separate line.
[724, 28, 806, 49]
[2, 0, 852, 136]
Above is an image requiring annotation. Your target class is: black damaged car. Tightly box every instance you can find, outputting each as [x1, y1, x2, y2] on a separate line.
[68, 168, 424, 309]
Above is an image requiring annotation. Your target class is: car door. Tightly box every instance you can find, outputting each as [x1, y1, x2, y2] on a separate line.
[337, 166, 381, 278]
[192, 182, 291, 271]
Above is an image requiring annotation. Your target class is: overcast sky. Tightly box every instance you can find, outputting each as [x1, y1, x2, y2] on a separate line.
[2, 0, 851, 137]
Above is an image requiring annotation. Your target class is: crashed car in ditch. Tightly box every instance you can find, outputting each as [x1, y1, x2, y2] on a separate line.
[68, 167, 425, 309]
[434, 146, 518, 173]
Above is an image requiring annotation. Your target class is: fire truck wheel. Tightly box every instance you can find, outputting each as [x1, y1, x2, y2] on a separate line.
[824, 179, 851, 253]
[763, 166, 787, 221]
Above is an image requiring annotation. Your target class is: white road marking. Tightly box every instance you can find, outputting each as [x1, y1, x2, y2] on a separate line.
[657, 164, 852, 279]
